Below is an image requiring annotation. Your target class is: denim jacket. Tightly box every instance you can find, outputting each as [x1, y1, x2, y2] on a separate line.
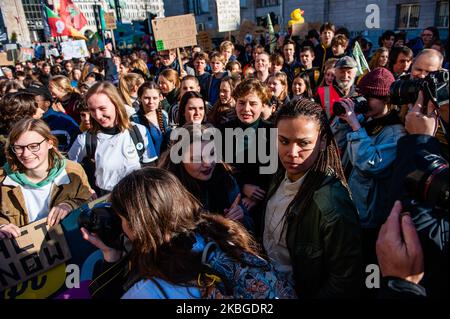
[346, 120, 406, 228]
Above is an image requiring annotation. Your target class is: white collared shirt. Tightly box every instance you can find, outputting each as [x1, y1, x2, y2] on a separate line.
[263, 172, 307, 280]
[3, 169, 70, 222]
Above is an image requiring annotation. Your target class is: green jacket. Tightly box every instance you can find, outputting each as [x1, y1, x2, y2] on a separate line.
[264, 172, 363, 298]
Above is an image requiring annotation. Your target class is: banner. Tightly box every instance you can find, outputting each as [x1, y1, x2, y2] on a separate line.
[60, 40, 90, 60]
[216, 0, 240, 32]
[1, 196, 108, 299]
[151, 14, 197, 51]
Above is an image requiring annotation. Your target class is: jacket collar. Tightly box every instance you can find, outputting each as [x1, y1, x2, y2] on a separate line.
[2, 168, 70, 187]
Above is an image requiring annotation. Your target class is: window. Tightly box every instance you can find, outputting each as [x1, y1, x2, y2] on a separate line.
[185, 0, 210, 15]
[436, 1, 449, 27]
[396, 4, 420, 29]
[256, 0, 279, 8]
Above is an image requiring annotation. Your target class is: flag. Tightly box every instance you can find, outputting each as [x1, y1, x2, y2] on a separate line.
[40, 1, 52, 39]
[45, 6, 71, 37]
[352, 41, 370, 77]
[267, 13, 276, 54]
[59, 0, 88, 31]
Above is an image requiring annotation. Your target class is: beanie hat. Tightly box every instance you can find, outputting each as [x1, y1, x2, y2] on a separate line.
[358, 67, 395, 98]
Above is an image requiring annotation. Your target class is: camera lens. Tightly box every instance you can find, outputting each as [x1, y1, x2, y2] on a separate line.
[78, 203, 123, 248]
[333, 100, 346, 116]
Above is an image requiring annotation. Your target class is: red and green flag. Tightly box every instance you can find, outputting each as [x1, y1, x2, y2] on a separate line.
[59, 0, 88, 31]
[45, 6, 71, 37]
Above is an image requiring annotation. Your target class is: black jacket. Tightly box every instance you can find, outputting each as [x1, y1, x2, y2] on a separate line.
[264, 172, 363, 298]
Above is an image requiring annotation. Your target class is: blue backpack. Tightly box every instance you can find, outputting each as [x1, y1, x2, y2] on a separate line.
[199, 241, 297, 299]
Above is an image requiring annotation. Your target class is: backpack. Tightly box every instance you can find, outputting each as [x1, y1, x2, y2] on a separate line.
[199, 241, 297, 299]
[80, 125, 146, 193]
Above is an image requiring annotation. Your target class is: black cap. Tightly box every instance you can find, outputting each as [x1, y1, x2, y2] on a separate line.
[25, 83, 53, 102]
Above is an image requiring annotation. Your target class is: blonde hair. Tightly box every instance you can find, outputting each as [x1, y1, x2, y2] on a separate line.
[220, 40, 234, 52]
[85, 81, 131, 133]
[49, 75, 79, 95]
[119, 72, 145, 106]
[6, 118, 63, 172]
[130, 58, 150, 78]
[158, 69, 180, 89]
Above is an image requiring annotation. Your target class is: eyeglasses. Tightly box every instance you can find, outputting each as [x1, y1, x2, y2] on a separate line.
[159, 54, 171, 59]
[11, 139, 47, 154]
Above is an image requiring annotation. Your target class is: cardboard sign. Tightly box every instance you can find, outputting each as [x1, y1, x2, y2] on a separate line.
[1, 195, 109, 299]
[0, 219, 71, 291]
[216, 0, 240, 32]
[197, 31, 213, 52]
[60, 40, 90, 60]
[0, 52, 14, 66]
[151, 14, 197, 51]
[104, 12, 117, 30]
[237, 20, 256, 44]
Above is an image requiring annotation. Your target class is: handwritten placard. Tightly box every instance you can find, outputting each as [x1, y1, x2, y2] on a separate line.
[151, 14, 197, 51]
[0, 219, 71, 291]
[216, 0, 240, 32]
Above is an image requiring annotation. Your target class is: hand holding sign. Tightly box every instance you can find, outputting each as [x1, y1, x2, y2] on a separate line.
[0, 223, 21, 239]
[47, 203, 72, 227]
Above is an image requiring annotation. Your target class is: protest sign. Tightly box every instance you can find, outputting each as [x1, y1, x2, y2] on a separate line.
[197, 31, 213, 52]
[151, 14, 197, 51]
[60, 40, 90, 60]
[104, 12, 117, 30]
[237, 20, 256, 44]
[0, 219, 71, 291]
[19, 48, 34, 62]
[216, 0, 240, 32]
[0, 52, 14, 66]
[1, 195, 108, 299]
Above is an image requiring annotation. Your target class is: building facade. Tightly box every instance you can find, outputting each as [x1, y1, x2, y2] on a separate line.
[164, 0, 448, 47]
[0, 0, 32, 45]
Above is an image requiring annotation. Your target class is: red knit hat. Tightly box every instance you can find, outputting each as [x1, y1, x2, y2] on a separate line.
[358, 67, 395, 98]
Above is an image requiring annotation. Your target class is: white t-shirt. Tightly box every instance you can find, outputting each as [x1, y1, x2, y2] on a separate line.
[68, 124, 157, 191]
[2, 168, 71, 222]
[263, 172, 307, 281]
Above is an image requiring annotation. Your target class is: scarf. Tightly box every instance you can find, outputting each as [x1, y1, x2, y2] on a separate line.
[3, 157, 66, 189]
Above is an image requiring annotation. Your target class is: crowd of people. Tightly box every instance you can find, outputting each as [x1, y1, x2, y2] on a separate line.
[0, 23, 448, 299]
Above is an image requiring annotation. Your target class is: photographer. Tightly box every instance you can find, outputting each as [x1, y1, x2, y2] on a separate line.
[336, 67, 406, 267]
[387, 84, 449, 298]
[81, 168, 295, 299]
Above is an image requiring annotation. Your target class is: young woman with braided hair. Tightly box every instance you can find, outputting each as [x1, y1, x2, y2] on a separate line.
[262, 98, 362, 298]
[131, 82, 170, 156]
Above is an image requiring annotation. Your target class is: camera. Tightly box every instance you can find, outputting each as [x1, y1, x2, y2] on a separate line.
[333, 96, 369, 116]
[390, 69, 449, 106]
[402, 150, 449, 251]
[78, 202, 123, 249]
[404, 150, 449, 210]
